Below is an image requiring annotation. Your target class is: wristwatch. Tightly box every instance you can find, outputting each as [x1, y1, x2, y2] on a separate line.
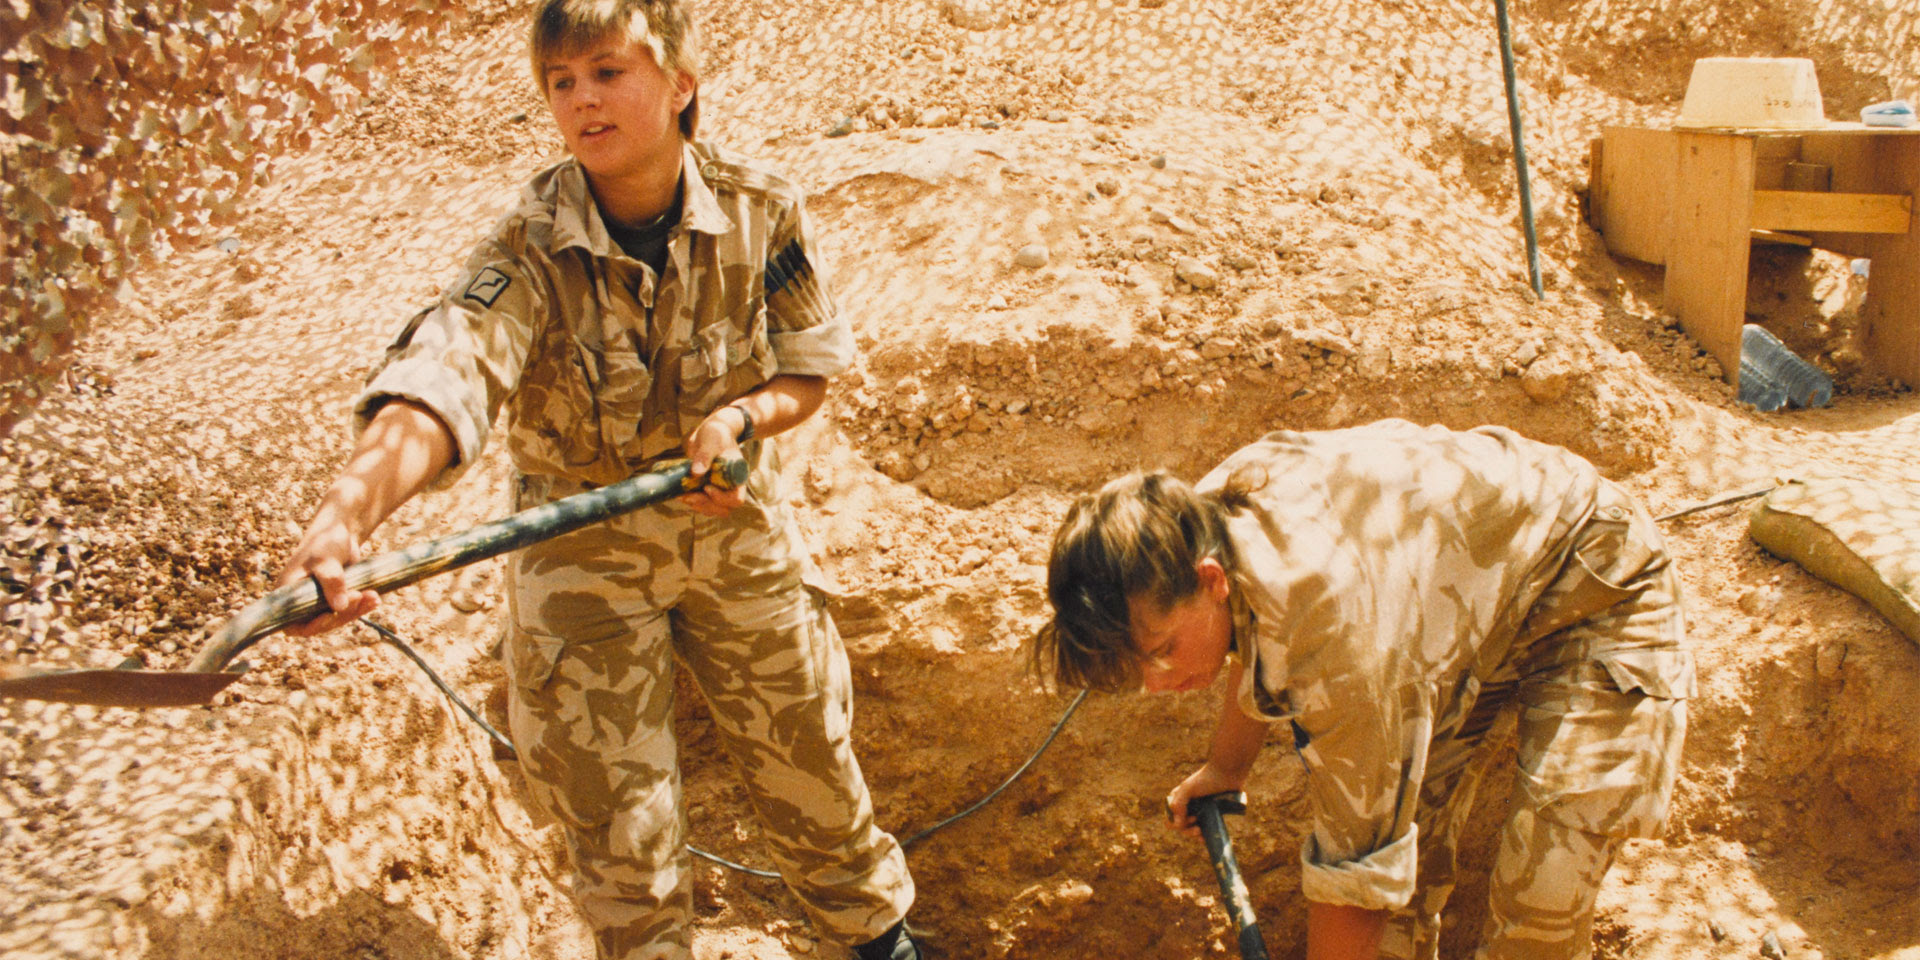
[728, 403, 755, 442]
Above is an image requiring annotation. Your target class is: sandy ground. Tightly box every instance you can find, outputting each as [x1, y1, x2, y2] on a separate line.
[3, 0, 1918, 958]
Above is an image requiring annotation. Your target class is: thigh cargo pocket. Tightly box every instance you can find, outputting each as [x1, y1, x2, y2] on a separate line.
[503, 622, 676, 830]
[1516, 657, 1690, 839]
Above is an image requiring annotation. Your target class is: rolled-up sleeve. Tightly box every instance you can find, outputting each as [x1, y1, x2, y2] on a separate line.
[1289, 682, 1431, 912]
[1300, 822, 1419, 910]
[763, 200, 855, 378]
[353, 242, 543, 490]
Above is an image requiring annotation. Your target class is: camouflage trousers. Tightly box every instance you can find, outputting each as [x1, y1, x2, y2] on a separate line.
[501, 474, 914, 960]
[1381, 482, 1690, 960]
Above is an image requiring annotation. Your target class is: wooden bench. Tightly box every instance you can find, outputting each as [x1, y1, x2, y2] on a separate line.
[1589, 124, 1920, 389]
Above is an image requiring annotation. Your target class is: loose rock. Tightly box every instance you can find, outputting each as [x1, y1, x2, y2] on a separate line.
[1520, 355, 1572, 402]
[1148, 205, 1201, 234]
[1057, 880, 1095, 905]
[1095, 178, 1120, 196]
[939, 0, 1003, 30]
[1760, 931, 1787, 960]
[1815, 641, 1847, 680]
[1174, 258, 1219, 289]
[1296, 326, 1354, 356]
[1014, 245, 1050, 269]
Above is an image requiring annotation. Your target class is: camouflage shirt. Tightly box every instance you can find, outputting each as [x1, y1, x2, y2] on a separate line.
[353, 142, 854, 488]
[1196, 420, 1694, 910]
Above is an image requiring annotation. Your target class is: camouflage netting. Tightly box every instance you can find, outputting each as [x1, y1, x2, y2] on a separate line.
[0, 0, 457, 434]
[1749, 477, 1920, 647]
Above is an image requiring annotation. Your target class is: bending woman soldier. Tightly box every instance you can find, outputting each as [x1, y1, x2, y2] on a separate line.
[1032, 419, 1691, 960]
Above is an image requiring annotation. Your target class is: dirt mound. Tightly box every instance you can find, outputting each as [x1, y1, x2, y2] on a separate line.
[4, 1, 1919, 958]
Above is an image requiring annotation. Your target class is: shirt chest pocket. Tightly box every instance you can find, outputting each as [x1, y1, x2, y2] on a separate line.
[678, 311, 777, 416]
[590, 337, 653, 453]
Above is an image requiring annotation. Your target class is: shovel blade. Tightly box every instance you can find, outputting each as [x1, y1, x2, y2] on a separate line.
[0, 666, 245, 708]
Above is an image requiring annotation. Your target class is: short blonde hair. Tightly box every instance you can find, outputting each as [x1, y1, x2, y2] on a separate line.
[529, 0, 703, 137]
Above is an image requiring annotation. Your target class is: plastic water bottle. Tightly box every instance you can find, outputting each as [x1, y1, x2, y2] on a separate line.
[1860, 99, 1916, 128]
[1739, 324, 1832, 411]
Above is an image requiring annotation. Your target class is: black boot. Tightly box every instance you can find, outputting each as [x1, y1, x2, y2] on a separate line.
[852, 920, 922, 960]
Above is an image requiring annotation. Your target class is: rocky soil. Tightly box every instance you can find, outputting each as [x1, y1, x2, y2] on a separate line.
[3, 1, 1918, 958]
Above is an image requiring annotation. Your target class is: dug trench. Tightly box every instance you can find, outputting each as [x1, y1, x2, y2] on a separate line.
[6, 0, 1920, 957]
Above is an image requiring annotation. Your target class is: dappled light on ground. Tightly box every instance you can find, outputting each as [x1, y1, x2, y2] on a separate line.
[2, 1, 1918, 958]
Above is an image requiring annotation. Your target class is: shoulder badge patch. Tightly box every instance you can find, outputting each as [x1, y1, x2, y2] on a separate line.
[462, 267, 512, 308]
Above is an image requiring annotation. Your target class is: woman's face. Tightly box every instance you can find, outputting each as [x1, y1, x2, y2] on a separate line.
[542, 35, 693, 185]
[1128, 558, 1233, 693]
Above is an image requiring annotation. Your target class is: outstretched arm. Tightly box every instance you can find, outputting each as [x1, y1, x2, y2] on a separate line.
[276, 398, 457, 634]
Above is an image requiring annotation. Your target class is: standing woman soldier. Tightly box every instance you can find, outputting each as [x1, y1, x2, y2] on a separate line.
[274, 2, 920, 958]
[1033, 419, 1692, 960]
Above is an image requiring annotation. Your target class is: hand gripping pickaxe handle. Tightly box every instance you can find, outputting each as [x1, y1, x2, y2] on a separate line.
[1191, 790, 1270, 960]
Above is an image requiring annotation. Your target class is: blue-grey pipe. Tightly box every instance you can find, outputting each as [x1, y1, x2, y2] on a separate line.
[1495, 0, 1543, 296]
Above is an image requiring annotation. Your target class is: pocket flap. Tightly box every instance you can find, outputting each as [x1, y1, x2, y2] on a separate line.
[1518, 553, 1643, 644]
[504, 626, 565, 693]
[1595, 648, 1696, 700]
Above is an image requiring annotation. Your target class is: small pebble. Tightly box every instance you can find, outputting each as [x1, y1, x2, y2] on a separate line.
[1057, 880, 1094, 905]
[1095, 178, 1120, 196]
[1761, 931, 1787, 960]
[1014, 244, 1050, 269]
[1709, 919, 1727, 942]
[825, 117, 854, 138]
[1174, 257, 1219, 290]
[1149, 154, 1167, 168]
[1199, 337, 1235, 360]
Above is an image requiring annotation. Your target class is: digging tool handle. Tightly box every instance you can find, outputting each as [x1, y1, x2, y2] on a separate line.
[1192, 791, 1270, 960]
[186, 456, 747, 674]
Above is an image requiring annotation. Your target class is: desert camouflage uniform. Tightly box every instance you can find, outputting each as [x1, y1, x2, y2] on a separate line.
[353, 143, 913, 959]
[1198, 419, 1692, 960]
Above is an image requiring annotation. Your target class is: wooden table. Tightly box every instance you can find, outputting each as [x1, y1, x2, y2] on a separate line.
[1590, 123, 1919, 388]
